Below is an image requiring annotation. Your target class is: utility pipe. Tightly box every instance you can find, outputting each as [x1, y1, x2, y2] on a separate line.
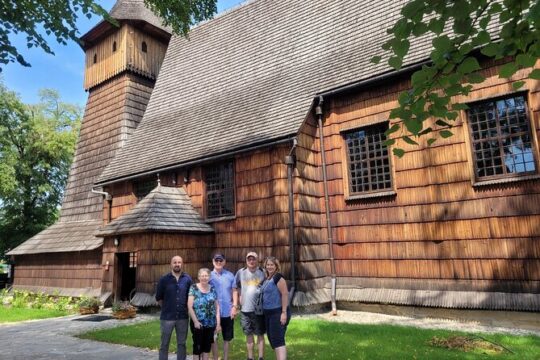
[91, 187, 112, 223]
[285, 137, 298, 305]
[316, 96, 337, 315]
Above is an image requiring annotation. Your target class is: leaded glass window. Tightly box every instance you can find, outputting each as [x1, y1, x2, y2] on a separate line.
[343, 123, 392, 195]
[134, 179, 157, 200]
[467, 94, 537, 181]
[205, 161, 235, 218]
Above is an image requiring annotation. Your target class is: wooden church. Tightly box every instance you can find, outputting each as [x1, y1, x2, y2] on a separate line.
[9, 0, 540, 312]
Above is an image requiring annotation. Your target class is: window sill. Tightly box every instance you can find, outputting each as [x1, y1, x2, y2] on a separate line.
[472, 174, 540, 188]
[205, 215, 236, 223]
[345, 190, 397, 201]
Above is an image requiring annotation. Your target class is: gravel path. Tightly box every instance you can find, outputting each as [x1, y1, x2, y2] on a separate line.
[1, 309, 538, 359]
[297, 310, 540, 337]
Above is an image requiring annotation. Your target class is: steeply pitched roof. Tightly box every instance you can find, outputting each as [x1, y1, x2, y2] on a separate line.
[108, 0, 170, 33]
[80, 0, 170, 48]
[97, 185, 214, 236]
[7, 220, 103, 255]
[98, 0, 433, 184]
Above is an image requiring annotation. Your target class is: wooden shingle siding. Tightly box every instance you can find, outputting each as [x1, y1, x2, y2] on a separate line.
[105, 144, 331, 286]
[294, 115, 329, 282]
[12, 250, 103, 294]
[84, 24, 167, 90]
[315, 57, 540, 293]
[101, 233, 215, 295]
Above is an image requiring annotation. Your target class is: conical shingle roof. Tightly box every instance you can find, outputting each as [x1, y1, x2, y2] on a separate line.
[97, 185, 214, 236]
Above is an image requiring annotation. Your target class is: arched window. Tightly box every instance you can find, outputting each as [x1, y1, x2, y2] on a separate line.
[141, 41, 147, 53]
[112, 41, 117, 52]
[93, 53, 97, 64]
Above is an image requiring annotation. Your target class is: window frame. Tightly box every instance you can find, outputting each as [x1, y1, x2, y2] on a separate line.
[203, 160, 236, 221]
[133, 178, 157, 201]
[340, 120, 396, 200]
[462, 92, 540, 186]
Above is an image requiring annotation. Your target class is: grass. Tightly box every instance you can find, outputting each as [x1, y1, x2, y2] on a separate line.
[0, 307, 70, 323]
[78, 318, 540, 359]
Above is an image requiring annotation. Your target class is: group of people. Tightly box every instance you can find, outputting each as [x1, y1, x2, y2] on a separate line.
[155, 252, 290, 360]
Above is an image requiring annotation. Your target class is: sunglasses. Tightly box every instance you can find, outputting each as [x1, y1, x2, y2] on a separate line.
[214, 259, 224, 263]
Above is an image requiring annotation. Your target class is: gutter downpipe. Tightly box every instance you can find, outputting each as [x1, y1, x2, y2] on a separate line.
[285, 138, 298, 305]
[316, 96, 337, 315]
[91, 187, 113, 223]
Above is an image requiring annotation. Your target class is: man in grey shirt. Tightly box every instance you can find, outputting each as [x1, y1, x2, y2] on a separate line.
[233, 251, 266, 360]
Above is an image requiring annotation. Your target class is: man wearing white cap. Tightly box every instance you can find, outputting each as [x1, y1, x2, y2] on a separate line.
[233, 251, 266, 360]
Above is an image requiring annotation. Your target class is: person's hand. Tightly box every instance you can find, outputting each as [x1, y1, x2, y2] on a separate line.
[194, 320, 202, 329]
[280, 312, 287, 325]
[230, 306, 238, 319]
[215, 324, 222, 333]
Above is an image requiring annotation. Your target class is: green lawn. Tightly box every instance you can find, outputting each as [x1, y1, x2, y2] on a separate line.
[78, 318, 540, 359]
[0, 307, 70, 323]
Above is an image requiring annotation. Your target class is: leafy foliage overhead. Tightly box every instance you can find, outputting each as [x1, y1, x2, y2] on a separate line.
[0, 83, 81, 258]
[143, 0, 217, 36]
[372, 0, 540, 156]
[0, 0, 217, 72]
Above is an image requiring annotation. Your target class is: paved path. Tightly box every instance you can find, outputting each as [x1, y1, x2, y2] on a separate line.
[300, 310, 540, 337]
[1, 309, 538, 359]
[0, 313, 186, 360]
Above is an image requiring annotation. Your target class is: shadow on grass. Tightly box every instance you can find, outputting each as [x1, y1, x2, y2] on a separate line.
[78, 318, 540, 360]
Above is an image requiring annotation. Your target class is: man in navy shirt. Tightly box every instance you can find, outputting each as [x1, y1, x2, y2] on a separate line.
[156, 255, 192, 360]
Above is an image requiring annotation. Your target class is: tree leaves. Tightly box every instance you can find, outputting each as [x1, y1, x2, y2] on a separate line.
[499, 62, 519, 78]
[0, 0, 217, 71]
[529, 69, 540, 80]
[375, 0, 540, 157]
[457, 57, 481, 74]
[0, 81, 81, 258]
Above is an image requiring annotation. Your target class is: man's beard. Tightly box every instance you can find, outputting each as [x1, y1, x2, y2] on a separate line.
[173, 266, 181, 273]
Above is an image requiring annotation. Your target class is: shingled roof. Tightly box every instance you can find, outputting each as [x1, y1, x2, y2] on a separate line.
[108, 0, 169, 33]
[97, 185, 214, 236]
[7, 220, 103, 255]
[80, 0, 170, 49]
[97, 0, 435, 184]
[8, 0, 163, 256]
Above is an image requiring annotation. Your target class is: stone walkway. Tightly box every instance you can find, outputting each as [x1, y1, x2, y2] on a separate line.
[0, 309, 538, 359]
[0, 313, 183, 360]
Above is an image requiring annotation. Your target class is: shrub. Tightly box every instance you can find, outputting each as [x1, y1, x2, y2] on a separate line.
[78, 296, 101, 309]
[112, 301, 135, 312]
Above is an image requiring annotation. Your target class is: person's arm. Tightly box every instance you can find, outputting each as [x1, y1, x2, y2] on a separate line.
[155, 278, 164, 306]
[188, 295, 201, 329]
[231, 272, 241, 318]
[215, 299, 221, 332]
[231, 288, 240, 318]
[277, 276, 288, 325]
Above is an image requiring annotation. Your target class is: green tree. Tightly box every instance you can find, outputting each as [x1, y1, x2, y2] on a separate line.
[0, 0, 217, 71]
[0, 83, 81, 258]
[373, 0, 540, 155]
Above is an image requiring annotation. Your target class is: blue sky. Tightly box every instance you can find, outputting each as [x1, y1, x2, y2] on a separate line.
[2, 0, 243, 107]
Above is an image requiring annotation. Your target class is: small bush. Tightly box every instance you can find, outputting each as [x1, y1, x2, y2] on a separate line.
[112, 301, 135, 312]
[79, 296, 101, 308]
[2, 290, 77, 313]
